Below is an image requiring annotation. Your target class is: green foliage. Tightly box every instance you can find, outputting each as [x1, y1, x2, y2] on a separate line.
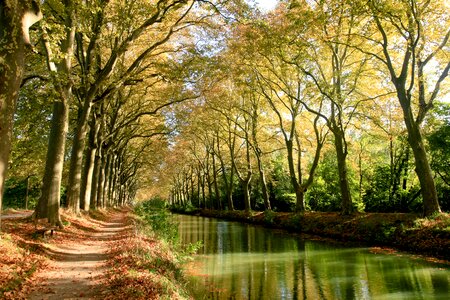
[251, 178, 265, 210]
[435, 186, 450, 212]
[376, 223, 397, 243]
[182, 240, 203, 256]
[170, 203, 200, 214]
[268, 154, 296, 212]
[273, 193, 296, 212]
[136, 198, 203, 261]
[263, 209, 276, 225]
[135, 198, 179, 245]
[428, 103, 450, 211]
[3, 177, 40, 209]
[361, 135, 424, 213]
[283, 213, 303, 231]
[363, 165, 422, 213]
[11, 79, 51, 179]
[363, 166, 390, 208]
[306, 151, 342, 212]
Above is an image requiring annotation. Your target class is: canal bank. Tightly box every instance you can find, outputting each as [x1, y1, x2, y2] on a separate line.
[177, 214, 450, 300]
[171, 208, 450, 262]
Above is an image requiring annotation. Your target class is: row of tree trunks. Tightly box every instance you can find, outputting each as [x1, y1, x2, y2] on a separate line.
[80, 114, 99, 211]
[0, 0, 42, 231]
[65, 104, 137, 212]
[24, 0, 201, 222]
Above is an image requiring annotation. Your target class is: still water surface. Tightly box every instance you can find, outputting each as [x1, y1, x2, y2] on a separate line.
[177, 215, 449, 300]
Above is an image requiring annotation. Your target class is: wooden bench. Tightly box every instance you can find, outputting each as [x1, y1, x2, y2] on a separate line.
[33, 217, 58, 238]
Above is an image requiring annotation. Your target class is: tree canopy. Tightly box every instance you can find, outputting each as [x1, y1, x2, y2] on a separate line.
[1, 0, 449, 220]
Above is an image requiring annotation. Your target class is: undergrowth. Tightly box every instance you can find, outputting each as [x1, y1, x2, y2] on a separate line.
[102, 199, 201, 299]
[412, 212, 450, 233]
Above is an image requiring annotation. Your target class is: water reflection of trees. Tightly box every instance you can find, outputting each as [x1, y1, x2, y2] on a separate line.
[178, 216, 449, 300]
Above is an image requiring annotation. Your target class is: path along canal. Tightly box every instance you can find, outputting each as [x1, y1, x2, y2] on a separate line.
[176, 215, 449, 300]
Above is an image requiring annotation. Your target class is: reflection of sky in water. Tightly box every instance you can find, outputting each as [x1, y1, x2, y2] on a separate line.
[178, 215, 450, 300]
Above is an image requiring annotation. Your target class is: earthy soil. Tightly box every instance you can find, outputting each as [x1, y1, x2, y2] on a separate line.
[0, 209, 131, 299]
[29, 211, 130, 299]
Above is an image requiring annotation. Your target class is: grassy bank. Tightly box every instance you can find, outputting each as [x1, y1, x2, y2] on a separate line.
[101, 202, 197, 300]
[171, 207, 450, 262]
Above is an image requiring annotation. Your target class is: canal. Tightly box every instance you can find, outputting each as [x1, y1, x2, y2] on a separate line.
[176, 215, 449, 299]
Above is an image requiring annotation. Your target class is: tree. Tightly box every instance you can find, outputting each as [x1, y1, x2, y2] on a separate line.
[254, 65, 327, 212]
[359, 0, 449, 216]
[66, 0, 201, 212]
[34, 0, 76, 227]
[278, 1, 373, 214]
[234, 8, 330, 212]
[0, 0, 42, 229]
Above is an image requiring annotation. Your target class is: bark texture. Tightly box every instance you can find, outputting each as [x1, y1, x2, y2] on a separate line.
[34, 0, 75, 227]
[0, 1, 41, 229]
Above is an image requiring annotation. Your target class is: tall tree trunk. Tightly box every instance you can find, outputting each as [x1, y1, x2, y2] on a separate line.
[368, 2, 445, 216]
[0, 0, 41, 230]
[241, 178, 251, 212]
[258, 160, 271, 211]
[219, 157, 234, 211]
[185, 175, 190, 205]
[35, 0, 75, 227]
[90, 152, 101, 210]
[102, 153, 111, 207]
[103, 155, 109, 207]
[196, 168, 201, 207]
[96, 150, 107, 208]
[111, 154, 119, 206]
[34, 99, 69, 227]
[92, 106, 105, 209]
[251, 105, 271, 211]
[80, 144, 96, 211]
[286, 140, 305, 212]
[206, 161, 213, 209]
[0, 13, 23, 225]
[334, 130, 353, 215]
[201, 173, 206, 208]
[237, 128, 253, 213]
[225, 189, 234, 211]
[211, 152, 221, 210]
[118, 183, 124, 206]
[403, 110, 440, 216]
[190, 169, 195, 205]
[66, 99, 93, 212]
[80, 117, 99, 211]
[107, 154, 116, 206]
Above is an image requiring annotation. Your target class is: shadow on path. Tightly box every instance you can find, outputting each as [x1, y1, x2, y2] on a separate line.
[27, 210, 130, 300]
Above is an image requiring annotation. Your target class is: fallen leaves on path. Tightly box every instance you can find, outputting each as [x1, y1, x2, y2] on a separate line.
[101, 218, 190, 300]
[1, 208, 192, 299]
[1, 208, 128, 299]
[0, 219, 48, 299]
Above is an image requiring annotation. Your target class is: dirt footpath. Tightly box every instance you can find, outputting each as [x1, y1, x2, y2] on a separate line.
[26, 210, 130, 300]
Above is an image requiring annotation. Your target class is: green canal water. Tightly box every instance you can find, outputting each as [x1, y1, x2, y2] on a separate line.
[177, 215, 449, 300]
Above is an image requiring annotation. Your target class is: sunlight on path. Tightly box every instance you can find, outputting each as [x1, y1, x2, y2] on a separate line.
[27, 211, 129, 300]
